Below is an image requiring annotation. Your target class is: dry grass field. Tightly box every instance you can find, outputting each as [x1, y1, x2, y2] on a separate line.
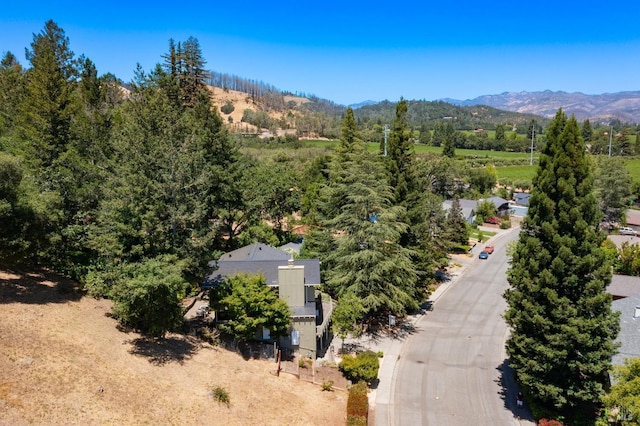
[0, 268, 346, 426]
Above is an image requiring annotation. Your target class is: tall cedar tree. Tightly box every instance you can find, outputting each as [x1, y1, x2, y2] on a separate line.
[320, 110, 419, 317]
[504, 110, 619, 424]
[323, 150, 419, 316]
[159, 37, 207, 108]
[386, 98, 415, 206]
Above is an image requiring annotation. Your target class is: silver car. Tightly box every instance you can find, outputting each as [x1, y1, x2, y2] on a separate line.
[619, 227, 637, 236]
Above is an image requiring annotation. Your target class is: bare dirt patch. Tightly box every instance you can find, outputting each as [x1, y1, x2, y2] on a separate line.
[0, 267, 346, 425]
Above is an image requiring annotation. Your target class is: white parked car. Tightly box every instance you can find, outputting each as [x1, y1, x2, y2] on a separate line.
[619, 227, 637, 236]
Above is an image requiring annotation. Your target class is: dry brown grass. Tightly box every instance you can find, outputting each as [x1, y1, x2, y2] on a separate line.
[0, 268, 346, 425]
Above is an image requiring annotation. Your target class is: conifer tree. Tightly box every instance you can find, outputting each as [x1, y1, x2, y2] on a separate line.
[445, 196, 468, 246]
[581, 119, 593, 142]
[0, 52, 24, 135]
[338, 107, 359, 153]
[504, 110, 619, 423]
[386, 98, 415, 205]
[323, 150, 418, 316]
[179, 36, 207, 107]
[442, 124, 456, 158]
[315, 110, 419, 317]
[19, 20, 77, 167]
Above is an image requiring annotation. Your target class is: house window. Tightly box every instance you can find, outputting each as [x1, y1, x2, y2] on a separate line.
[291, 330, 299, 345]
[262, 328, 271, 340]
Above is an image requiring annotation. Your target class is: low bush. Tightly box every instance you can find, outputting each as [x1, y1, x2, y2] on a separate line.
[500, 217, 512, 229]
[340, 350, 380, 385]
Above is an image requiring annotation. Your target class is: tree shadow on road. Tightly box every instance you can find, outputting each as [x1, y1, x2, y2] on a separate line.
[127, 336, 200, 366]
[496, 358, 536, 423]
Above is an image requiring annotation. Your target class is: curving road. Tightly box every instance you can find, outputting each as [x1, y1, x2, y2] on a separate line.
[389, 228, 535, 425]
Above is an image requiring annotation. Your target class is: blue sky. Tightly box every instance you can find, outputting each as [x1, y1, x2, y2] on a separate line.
[2, 1, 639, 106]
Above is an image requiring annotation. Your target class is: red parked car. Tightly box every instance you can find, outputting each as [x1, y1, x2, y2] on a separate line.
[484, 245, 495, 254]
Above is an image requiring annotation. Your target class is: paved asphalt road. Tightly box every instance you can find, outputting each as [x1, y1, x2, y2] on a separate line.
[389, 228, 536, 425]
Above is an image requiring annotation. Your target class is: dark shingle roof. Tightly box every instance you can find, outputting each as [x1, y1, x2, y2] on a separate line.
[204, 259, 321, 288]
[612, 294, 640, 366]
[203, 243, 321, 288]
[607, 274, 640, 299]
[216, 242, 291, 262]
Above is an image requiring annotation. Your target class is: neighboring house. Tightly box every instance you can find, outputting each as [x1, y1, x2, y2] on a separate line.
[203, 243, 332, 359]
[607, 235, 640, 250]
[513, 192, 531, 206]
[626, 209, 640, 230]
[606, 274, 640, 367]
[484, 196, 510, 216]
[611, 293, 640, 367]
[607, 274, 640, 300]
[442, 196, 510, 223]
[442, 199, 478, 224]
[279, 241, 302, 256]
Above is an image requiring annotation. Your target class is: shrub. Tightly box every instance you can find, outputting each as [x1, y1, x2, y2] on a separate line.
[346, 381, 368, 425]
[220, 101, 235, 115]
[211, 386, 230, 407]
[538, 419, 563, 426]
[321, 380, 334, 391]
[500, 217, 512, 229]
[347, 415, 367, 426]
[340, 350, 380, 384]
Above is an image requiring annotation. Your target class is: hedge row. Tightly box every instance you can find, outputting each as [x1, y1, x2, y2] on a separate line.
[346, 381, 368, 425]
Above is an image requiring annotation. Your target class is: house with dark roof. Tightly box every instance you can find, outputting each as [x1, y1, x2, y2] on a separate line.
[607, 274, 640, 300]
[611, 294, 640, 367]
[442, 199, 478, 224]
[442, 196, 511, 224]
[605, 273, 640, 368]
[513, 192, 531, 206]
[626, 209, 640, 230]
[204, 243, 331, 359]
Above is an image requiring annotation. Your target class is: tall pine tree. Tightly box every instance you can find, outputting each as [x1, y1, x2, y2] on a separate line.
[504, 110, 619, 424]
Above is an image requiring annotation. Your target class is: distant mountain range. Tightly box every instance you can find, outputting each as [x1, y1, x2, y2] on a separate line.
[441, 90, 640, 124]
[348, 100, 377, 109]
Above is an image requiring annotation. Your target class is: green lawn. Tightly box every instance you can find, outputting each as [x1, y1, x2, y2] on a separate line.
[496, 165, 538, 183]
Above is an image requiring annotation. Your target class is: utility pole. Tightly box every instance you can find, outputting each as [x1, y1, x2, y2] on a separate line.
[384, 124, 389, 157]
[608, 125, 613, 157]
[530, 125, 535, 166]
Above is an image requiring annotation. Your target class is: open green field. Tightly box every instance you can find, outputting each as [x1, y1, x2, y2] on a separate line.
[302, 139, 640, 183]
[304, 139, 538, 160]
